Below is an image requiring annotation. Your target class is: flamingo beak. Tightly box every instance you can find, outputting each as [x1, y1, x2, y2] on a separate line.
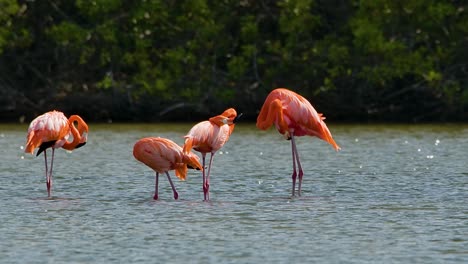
[187, 165, 201, 170]
[75, 142, 87, 149]
[233, 113, 243, 123]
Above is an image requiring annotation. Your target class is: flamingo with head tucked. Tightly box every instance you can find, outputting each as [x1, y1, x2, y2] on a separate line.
[256, 88, 340, 196]
[25, 110, 89, 197]
[133, 137, 203, 200]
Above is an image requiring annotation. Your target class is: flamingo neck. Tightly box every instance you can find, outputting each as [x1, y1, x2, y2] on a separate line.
[209, 115, 231, 126]
[257, 99, 289, 135]
[62, 115, 87, 150]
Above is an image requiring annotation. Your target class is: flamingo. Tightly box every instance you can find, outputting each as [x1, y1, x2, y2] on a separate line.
[183, 108, 240, 201]
[133, 137, 203, 200]
[25, 110, 89, 197]
[256, 88, 340, 196]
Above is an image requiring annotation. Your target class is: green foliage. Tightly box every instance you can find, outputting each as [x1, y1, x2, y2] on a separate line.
[0, 0, 467, 121]
[0, 0, 20, 53]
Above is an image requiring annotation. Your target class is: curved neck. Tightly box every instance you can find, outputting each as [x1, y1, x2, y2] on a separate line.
[62, 115, 88, 150]
[256, 99, 288, 135]
[209, 115, 231, 126]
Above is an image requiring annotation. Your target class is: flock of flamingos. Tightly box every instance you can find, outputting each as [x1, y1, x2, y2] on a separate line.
[25, 88, 341, 201]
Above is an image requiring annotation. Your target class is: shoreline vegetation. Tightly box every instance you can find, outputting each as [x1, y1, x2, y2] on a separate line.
[0, 1, 467, 123]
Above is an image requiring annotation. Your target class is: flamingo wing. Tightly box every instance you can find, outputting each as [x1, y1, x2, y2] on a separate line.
[257, 88, 340, 150]
[25, 111, 70, 154]
[185, 121, 231, 153]
[133, 137, 182, 173]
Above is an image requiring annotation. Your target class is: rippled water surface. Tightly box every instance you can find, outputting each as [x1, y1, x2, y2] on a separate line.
[1, 123, 467, 263]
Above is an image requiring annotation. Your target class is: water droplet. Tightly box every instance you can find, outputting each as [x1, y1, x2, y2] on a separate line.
[219, 151, 223, 155]
[21, 156, 24, 159]
[259, 152, 263, 155]
[355, 138, 359, 142]
[359, 165, 363, 169]
[417, 148, 421, 152]
[404, 140, 408, 144]
[225, 151, 229, 154]
[426, 155, 434, 159]
[20, 146, 24, 150]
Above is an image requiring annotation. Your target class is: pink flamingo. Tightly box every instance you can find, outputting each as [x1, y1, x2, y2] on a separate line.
[25, 110, 89, 197]
[133, 137, 203, 200]
[183, 108, 240, 200]
[256, 88, 340, 196]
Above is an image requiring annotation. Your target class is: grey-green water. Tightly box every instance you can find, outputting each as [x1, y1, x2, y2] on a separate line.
[0, 123, 467, 263]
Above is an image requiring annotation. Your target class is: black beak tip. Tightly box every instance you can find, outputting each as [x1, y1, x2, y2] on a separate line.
[187, 165, 201, 170]
[75, 142, 87, 149]
[233, 113, 243, 123]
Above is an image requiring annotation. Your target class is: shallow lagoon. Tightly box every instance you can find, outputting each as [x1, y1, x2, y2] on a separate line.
[0, 123, 467, 263]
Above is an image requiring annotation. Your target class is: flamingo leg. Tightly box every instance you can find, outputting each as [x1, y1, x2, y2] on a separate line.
[290, 137, 297, 197]
[154, 172, 159, 200]
[201, 153, 207, 200]
[43, 150, 50, 197]
[47, 148, 56, 197]
[291, 134, 304, 196]
[165, 172, 179, 200]
[204, 153, 215, 201]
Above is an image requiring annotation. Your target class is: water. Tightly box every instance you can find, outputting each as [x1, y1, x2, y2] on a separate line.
[0, 123, 467, 263]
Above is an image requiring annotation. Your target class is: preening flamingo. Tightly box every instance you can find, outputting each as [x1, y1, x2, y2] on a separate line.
[25, 110, 89, 197]
[183, 108, 240, 201]
[256, 88, 340, 196]
[133, 137, 203, 200]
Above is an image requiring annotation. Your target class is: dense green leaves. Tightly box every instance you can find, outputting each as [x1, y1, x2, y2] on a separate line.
[0, 0, 466, 122]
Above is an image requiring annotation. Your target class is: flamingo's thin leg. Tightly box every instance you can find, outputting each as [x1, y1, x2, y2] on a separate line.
[201, 153, 207, 200]
[291, 134, 304, 196]
[165, 172, 178, 200]
[205, 153, 215, 201]
[291, 134, 297, 196]
[48, 148, 56, 197]
[44, 150, 50, 197]
[154, 172, 159, 200]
